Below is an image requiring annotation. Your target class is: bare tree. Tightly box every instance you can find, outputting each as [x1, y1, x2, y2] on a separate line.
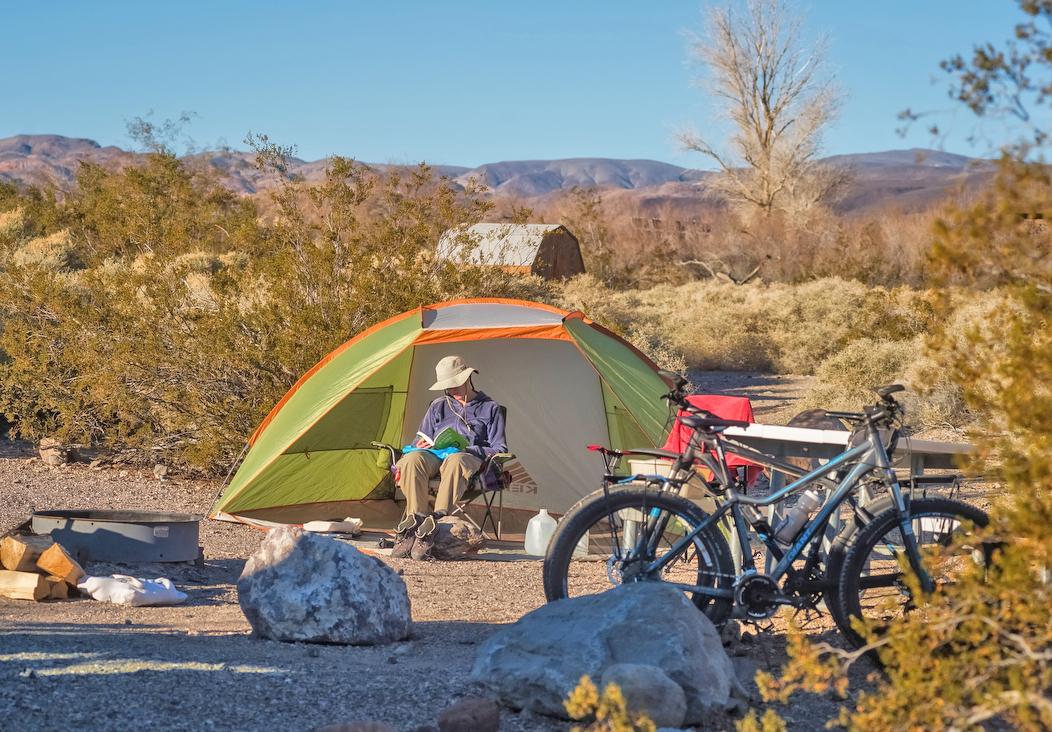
[681, 0, 845, 218]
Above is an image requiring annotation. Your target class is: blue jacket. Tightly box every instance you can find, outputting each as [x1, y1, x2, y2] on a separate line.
[418, 391, 507, 460]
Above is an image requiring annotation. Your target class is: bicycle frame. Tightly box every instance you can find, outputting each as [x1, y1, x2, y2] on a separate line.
[631, 419, 934, 598]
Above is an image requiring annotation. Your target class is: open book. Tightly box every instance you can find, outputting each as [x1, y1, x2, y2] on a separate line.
[415, 426, 469, 451]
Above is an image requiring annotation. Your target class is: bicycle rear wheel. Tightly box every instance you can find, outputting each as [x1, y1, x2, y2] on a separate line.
[542, 486, 735, 625]
[835, 496, 990, 649]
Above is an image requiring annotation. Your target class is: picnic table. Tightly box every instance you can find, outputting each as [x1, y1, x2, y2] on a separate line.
[719, 424, 972, 569]
[722, 423, 969, 475]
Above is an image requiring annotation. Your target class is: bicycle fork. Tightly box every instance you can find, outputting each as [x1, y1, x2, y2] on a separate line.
[868, 422, 936, 594]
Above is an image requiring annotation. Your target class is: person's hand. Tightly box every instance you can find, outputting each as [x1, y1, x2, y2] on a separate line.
[414, 438, 429, 448]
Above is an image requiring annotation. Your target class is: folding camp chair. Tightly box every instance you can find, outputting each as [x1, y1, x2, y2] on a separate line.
[371, 406, 514, 539]
[450, 447, 515, 540]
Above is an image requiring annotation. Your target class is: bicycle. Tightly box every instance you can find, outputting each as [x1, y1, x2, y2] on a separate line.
[542, 377, 990, 648]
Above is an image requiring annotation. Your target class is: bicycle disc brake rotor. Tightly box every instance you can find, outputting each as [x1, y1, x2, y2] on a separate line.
[608, 553, 650, 585]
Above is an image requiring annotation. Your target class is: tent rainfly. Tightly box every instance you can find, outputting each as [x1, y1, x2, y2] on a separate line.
[211, 299, 671, 530]
[437, 223, 586, 280]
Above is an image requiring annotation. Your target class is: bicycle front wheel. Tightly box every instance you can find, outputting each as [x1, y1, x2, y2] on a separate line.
[542, 486, 734, 625]
[835, 496, 990, 649]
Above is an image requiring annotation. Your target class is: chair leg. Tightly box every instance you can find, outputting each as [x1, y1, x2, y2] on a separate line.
[496, 489, 503, 540]
[452, 483, 490, 539]
[456, 506, 486, 536]
[480, 491, 498, 538]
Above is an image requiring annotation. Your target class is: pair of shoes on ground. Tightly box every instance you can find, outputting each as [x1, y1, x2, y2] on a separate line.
[389, 511, 445, 560]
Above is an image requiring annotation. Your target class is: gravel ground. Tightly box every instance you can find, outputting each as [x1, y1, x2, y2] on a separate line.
[0, 374, 997, 731]
[0, 455, 565, 732]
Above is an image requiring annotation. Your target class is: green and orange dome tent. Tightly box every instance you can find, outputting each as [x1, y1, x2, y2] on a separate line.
[210, 298, 672, 529]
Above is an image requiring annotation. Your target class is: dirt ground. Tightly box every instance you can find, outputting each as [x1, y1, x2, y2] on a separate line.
[0, 372, 993, 731]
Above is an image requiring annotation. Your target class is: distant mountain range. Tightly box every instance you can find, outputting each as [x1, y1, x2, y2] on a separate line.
[0, 134, 994, 215]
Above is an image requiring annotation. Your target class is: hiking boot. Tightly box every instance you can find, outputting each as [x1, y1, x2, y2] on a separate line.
[390, 513, 425, 558]
[396, 513, 420, 535]
[410, 514, 438, 561]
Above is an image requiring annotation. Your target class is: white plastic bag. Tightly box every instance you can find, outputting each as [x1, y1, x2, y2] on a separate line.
[77, 574, 188, 606]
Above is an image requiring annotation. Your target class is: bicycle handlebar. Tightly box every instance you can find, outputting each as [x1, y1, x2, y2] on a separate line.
[661, 372, 906, 432]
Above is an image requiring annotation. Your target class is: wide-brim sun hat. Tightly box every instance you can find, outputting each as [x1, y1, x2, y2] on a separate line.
[430, 355, 479, 391]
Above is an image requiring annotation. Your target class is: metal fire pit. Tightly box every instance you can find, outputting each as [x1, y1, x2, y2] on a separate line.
[31, 510, 202, 563]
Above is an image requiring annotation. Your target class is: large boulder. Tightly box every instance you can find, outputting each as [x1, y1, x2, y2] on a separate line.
[238, 526, 411, 644]
[470, 584, 739, 725]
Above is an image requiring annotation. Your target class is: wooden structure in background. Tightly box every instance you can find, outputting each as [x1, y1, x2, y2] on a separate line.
[438, 223, 586, 280]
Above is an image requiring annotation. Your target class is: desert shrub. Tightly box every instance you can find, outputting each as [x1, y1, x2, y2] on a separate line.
[68, 154, 262, 263]
[0, 206, 25, 238]
[556, 275, 687, 373]
[563, 676, 656, 732]
[0, 146, 550, 469]
[557, 274, 983, 429]
[559, 276, 968, 377]
[753, 157, 1052, 732]
[899, 295, 1023, 429]
[10, 229, 80, 271]
[527, 181, 945, 289]
[801, 337, 917, 411]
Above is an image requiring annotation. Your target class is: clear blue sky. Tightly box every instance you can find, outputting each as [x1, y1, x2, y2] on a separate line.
[2, 1, 1022, 167]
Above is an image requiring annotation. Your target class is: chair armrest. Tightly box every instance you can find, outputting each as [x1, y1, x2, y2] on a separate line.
[470, 452, 516, 486]
[478, 452, 514, 471]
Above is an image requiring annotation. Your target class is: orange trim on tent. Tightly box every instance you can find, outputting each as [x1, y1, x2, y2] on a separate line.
[248, 307, 422, 446]
[411, 324, 572, 345]
[563, 310, 594, 325]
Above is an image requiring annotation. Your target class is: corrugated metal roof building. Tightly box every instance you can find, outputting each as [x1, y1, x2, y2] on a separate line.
[437, 223, 586, 280]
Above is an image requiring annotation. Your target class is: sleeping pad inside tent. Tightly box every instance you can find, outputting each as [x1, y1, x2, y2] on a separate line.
[210, 298, 672, 532]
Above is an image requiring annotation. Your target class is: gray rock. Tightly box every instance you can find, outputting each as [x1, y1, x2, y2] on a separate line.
[720, 619, 742, 646]
[152, 463, 168, 479]
[238, 526, 411, 645]
[437, 696, 500, 732]
[600, 663, 687, 729]
[471, 583, 739, 725]
[38, 437, 69, 467]
[431, 516, 485, 560]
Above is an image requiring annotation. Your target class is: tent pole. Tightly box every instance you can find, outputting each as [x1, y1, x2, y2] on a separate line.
[213, 441, 250, 504]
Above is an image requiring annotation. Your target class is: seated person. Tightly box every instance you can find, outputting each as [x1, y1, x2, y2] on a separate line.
[395, 355, 507, 521]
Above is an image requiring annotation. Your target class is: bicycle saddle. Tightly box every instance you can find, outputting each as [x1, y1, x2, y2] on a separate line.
[678, 415, 750, 430]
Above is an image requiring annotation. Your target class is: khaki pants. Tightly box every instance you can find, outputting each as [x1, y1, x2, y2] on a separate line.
[396, 450, 483, 515]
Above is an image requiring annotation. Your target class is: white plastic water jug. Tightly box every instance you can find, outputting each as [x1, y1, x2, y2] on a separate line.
[524, 508, 558, 556]
[573, 530, 589, 558]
